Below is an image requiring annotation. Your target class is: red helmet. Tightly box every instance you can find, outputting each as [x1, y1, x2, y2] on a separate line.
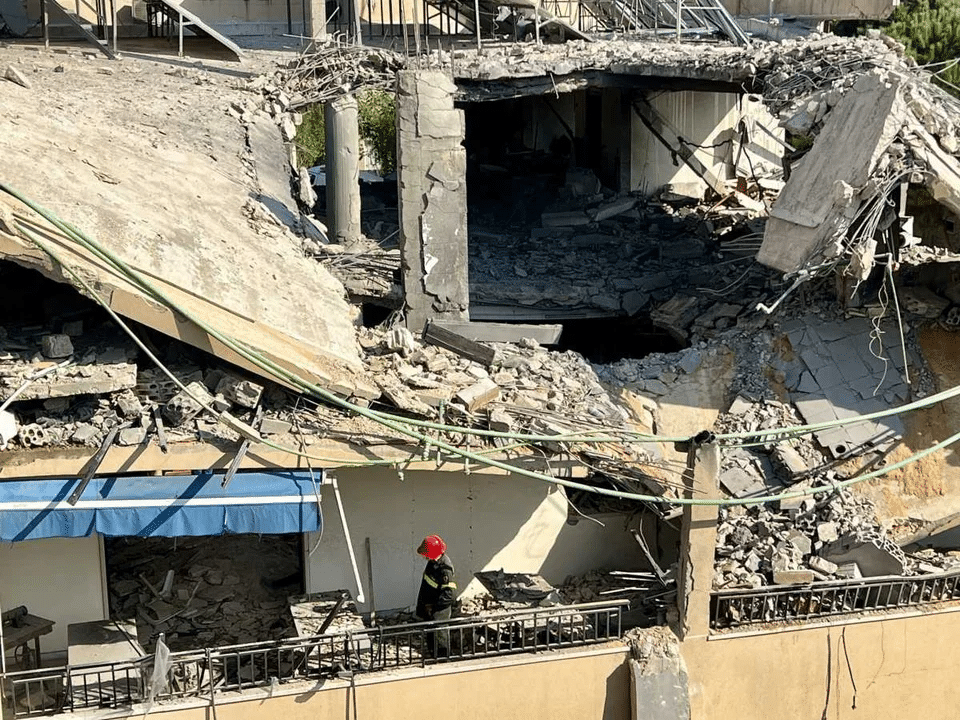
[417, 534, 446, 560]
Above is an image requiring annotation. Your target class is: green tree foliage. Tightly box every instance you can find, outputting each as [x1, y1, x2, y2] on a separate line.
[885, 0, 960, 93]
[357, 89, 398, 174]
[294, 90, 397, 173]
[296, 105, 326, 168]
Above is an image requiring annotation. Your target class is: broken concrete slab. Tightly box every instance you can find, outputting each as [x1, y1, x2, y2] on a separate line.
[430, 319, 562, 346]
[0, 57, 371, 399]
[758, 71, 905, 273]
[1, 361, 137, 402]
[821, 532, 906, 577]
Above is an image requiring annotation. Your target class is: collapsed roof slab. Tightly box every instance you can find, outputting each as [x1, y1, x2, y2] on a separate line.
[0, 49, 374, 400]
[757, 71, 905, 274]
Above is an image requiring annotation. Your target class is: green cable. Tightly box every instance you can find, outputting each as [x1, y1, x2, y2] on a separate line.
[5, 184, 960, 506]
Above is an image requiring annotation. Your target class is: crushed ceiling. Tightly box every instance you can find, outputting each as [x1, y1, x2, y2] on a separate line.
[0, 48, 373, 401]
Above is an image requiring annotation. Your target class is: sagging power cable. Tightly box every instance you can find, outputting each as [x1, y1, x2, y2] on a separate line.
[4, 182, 960, 507]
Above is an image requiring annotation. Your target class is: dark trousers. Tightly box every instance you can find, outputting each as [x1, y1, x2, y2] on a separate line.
[426, 606, 451, 658]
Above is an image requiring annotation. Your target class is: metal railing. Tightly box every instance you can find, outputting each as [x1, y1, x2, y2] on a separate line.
[3, 601, 627, 718]
[711, 569, 960, 630]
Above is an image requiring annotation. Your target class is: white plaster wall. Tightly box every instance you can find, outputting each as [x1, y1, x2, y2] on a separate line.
[305, 468, 648, 612]
[0, 535, 106, 654]
[630, 90, 739, 197]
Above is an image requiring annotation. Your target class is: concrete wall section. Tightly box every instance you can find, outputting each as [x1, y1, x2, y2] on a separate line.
[0, 535, 106, 653]
[684, 609, 960, 720]
[630, 90, 738, 197]
[397, 70, 470, 332]
[140, 648, 631, 720]
[305, 467, 648, 612]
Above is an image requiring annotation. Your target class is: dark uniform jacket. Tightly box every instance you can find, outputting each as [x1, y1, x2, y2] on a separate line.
[416, 553, 456, 619]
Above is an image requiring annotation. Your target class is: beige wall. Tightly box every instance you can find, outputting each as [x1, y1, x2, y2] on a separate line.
[149, 648, 630, 720]
[0, 535, 106, 654]
[630, 90, 739, 197]
[306, 467, 650, 612]
[684, 609, 960, 720]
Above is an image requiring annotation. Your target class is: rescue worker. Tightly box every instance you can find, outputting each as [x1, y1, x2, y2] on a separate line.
[415, 534, 456, 657]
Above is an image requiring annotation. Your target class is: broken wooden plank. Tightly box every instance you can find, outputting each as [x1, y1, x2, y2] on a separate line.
[423, 321, 497, 366]
[432, 319, 562, 346]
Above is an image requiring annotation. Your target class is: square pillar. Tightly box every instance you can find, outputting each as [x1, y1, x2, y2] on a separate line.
[396, 70, 469, 332]
[677, 442, 718, 640]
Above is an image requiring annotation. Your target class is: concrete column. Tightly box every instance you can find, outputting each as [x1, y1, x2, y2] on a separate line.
[677, 442, 718, 640]
[325, 95, 362, 247]
[307, 0, 327, 39]
[396, 70, 469, 332]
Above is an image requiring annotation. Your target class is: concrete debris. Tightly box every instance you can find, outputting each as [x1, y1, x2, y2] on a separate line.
[713, 483, 951, 590]
[107, 535, 301, 653]
[216, 374, 264, 410]
[164, 381, 215, 427]
[3, 65, 30, 89]
[474, 570, 561, 606]
[40, 334, 73, 359]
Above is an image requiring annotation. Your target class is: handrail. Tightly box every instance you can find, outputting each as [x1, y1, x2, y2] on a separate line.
[2, 602, 628, 718]
[711, 570, 960, 629]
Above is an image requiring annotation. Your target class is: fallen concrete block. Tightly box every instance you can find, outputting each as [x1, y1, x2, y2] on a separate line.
[216, 375, 263, 409]
[3, 65, 30, 89]
[822, 533, 904, 577]
[772, 568, 814, 585]
[488, 408, 513, 433]
[164, 381, 214, 426]
[117, 426, 147, 446]
[808, 556, 838, 575]
[591, 197, 636, 222]
[259, 417, 292, 436]
[454, 379, 500, 413]
[18, 423, 50, 447]
[816, 522, 839, 543]
[41, 334, 73, 359]
[772, 445, 808, 479]
[835, 562, 862, 579]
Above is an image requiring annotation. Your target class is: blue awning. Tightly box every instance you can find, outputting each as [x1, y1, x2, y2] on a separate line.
[0, 471, 323, 542]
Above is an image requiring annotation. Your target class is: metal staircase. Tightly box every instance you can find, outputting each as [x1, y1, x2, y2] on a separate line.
[433, 0, 749, 44]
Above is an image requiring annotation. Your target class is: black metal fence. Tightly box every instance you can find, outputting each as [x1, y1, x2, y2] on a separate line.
[711, 570, 960, 630]
[3, 601, 627, 718]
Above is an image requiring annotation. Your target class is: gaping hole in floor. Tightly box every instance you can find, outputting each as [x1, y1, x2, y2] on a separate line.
[557, 317, 685, 363]
[105, 534, 303, 653]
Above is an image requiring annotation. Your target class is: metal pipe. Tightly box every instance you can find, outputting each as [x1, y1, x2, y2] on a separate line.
[330, 475, 365, 603]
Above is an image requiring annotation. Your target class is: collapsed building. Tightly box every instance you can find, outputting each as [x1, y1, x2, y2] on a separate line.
[2, 0, 960, 717]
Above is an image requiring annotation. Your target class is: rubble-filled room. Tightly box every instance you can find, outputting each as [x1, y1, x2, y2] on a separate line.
[105, 534, 303, 652]
[457, 85, 776, 361]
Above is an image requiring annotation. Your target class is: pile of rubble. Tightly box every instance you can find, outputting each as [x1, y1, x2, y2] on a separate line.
[106, 535, 301, 652]
[468, 170, 771, 324]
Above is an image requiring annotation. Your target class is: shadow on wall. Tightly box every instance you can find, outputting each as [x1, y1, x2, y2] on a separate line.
[305, 467, 653, 612]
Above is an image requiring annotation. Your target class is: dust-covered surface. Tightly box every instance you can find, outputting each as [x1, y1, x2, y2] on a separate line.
[0, 42, 368, 395]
